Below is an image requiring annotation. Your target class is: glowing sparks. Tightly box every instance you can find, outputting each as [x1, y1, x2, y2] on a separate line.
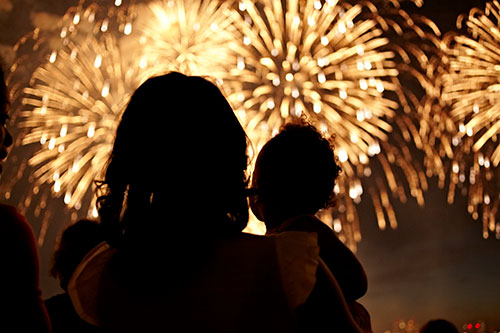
[221, 0, 437, 248]
[0, 2, 151, 244]
[438, 1, 500, 239]
[135, 0, 238, 77]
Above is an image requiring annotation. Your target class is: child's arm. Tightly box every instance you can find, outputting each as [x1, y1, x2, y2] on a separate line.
[283, 215, 368, 302]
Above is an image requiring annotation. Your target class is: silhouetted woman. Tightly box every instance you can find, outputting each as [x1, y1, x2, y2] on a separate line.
[68, 72, 361, 332]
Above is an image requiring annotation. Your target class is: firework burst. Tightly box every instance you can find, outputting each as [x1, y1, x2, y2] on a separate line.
[221, 0, 436, 248]
[0, 2, 150, 244]
[135, 0, 238, 77]
[438, 1, 500, 239]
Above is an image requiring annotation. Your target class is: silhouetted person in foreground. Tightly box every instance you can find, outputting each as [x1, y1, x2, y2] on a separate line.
[68, 72, 361, 332]
[45, 219, 103, 333]
[250, 120, 371, 332]
[0, 64, 51, 332]
[420, 319, 459, 333]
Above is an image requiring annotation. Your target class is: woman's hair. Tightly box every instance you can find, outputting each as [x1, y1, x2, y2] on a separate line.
[97, 72, 250, 248]
[254, 119, 341, 217]
[0, 65, 7, 114]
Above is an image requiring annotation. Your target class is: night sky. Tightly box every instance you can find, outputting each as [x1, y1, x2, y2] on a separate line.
[1, 0, 499, 332]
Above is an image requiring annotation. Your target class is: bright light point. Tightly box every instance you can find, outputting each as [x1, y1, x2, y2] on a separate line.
[94, 54, 102, 68]
[356, 45, 364, 55]
[114, 0, 122, 6]
[318, 71, 326, 83]
[349, 187, 358, 199]
[267, 100, 275, 109]
[357, 61, 364, 71]
[87, 124, 96, 138]
[350, 134, 359, 143]
[272, 78, 280, 86]
[48, 138, 56, 150]
[368, 142, 380, 156]
[92, 206, 98, 218]
[239, 2, 246, 11]
[313, 103, 321, 113]
[452, 162, 459, 173]
[40, 134, 47, 145]
[338, 21, 346, 34]
[308, 16, 315, 26]
[54, 180, 61, 193]
[484, 194, 491, 205]
[364, 61, 372, 70]
[64, 193, 71, 204]
[357, 110, 365, 121]
[459, 123, 466, 133]
[60, 125, 68, 137]
[359, 79, 368, 90]
[139, 57, 147, 69]
[40, 105, 47, 115]
[49, 51, 57, 63]
[271, 48, 279, 56]
[58, 145, 65, 153]
[321, 36, 328, 45]
[339, 89, 347, 99]
[333, 219, 342, 233]
[101, 82, 110, 97]
[291, 88, 299, 98]
[243, 36, 251, 45]
[73, 13, 80, 25]
[338, 148, 348, 162]
[473, 103, 479, 113]
[101, 19, 109, 32]
[376, 82, 384, 92]
[466, 127, 473, 136]
[124, 22, 132, 35]
[210, 22, 218, 31]
[237, 57, 245, 70]
[286, 73, 294, 82]
[359, 153, 368, 164]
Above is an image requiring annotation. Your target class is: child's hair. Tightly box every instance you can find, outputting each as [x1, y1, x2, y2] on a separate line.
[50, 219, 104, 290]
[254, 119, 341, 217]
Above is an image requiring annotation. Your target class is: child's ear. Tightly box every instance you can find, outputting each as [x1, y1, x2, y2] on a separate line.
[248, 189, 265, 222]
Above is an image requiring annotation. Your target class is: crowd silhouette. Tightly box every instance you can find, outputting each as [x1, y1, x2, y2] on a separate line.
[0, 60, 461, 332]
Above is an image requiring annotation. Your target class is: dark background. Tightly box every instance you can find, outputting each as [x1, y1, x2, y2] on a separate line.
[0, 0, 499, 332]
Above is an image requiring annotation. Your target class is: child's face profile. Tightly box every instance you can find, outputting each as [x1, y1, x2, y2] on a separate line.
[249, 151, 265, 222]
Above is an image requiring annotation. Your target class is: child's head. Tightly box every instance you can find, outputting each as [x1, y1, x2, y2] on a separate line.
[250, 120, 341, 229]
[50, 219, 104, 291]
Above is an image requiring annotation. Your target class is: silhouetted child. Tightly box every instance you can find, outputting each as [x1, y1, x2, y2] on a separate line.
[45, 219, 104, 333]
[250, 120, 371, 331]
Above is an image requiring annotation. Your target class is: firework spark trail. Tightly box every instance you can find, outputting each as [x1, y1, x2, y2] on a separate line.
[135, 0, 238, 77]
[0, 2, 149, 245]
[220, 0, 440, 248]
[438, 1, 500, 239]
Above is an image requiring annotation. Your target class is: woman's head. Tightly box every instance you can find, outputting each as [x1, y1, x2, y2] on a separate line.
[98, 72, 250, 245]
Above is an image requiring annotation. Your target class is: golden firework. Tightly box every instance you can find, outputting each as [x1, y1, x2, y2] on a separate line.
[135, 0, 238, 77]
[0, 2, 150, 244]
[439, 1, 500, 239]
[222, 0, 436, 248]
